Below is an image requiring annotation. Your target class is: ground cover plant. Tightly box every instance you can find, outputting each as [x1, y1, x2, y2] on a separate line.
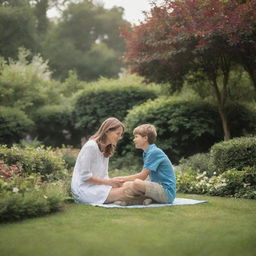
[0, 193, 255, 256]
[0, 146, 70, 222]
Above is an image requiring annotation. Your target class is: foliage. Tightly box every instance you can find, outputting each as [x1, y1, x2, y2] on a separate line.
[55, 146, 80, 170]
[42, 0, 130, 81]
[0, 106, 34, 146]
[210, 136, 256, 173]
[0, 0, 37, 59]
[0, 154, 68, 222]
[121, 0, 256, 140]
[125, 97, 223, 163]
[176, 166, 256, 199]
[0, 145, 67, 180]
[0, 48, 62, 116]
[179, 153, 215, 176]
[73, 78, 159, 139]
[109, 151, 142, 172]
[226, 103, 256, 138]
[0, 181, 66, 222]
[32, 104, 74, 147]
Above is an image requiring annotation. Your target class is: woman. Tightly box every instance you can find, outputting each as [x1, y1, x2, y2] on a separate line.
[71, 117, 128, 204]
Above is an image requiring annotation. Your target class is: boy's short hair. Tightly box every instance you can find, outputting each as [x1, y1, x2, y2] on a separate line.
[133, 124, 157, 144]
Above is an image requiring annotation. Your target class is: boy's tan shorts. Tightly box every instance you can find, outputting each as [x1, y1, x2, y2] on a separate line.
[144, 181, 168, 203]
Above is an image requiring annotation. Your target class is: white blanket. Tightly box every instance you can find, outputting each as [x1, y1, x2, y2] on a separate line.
[90, 198, 207, 208]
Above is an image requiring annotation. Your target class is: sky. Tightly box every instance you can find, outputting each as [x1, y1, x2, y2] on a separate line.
[96, 0, 153, 24]
[47, 0, 158, 25]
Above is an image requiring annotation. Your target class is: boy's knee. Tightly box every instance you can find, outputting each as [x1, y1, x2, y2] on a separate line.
[122, 181, 133, 188]
[133, 179, 144, 188]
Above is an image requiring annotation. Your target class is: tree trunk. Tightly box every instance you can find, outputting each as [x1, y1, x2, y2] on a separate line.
[210, 75, 231, 141]
[218, 105, 231, 141]
[248, 69, 256, 92]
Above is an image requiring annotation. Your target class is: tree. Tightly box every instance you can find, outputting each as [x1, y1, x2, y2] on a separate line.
[0, 0, 37, 59]
[42, 0, 129, 81]
[121, 0, 256, 140]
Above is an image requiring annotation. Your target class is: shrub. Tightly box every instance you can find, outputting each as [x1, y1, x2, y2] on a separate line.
[0, 145, 67, 180]
[176, 166, 256, 199]
[179, 153, 215, 176]
[227, 103, 256, 137]
[32, 105, 74, 147]
[55, 146, 80, 170]
[0, 182, 66, 222]
[73, 80, 159, 138]
[125, 98, 223, 163]
[0, 48, 62, 115]
[0, 107, 34, 146]
[210, 136, 256, 173]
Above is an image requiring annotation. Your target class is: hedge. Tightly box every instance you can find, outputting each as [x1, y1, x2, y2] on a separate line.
[32, 105, 74, 147]
[73, 82, 159, 139]
[210, 136, 256, 173]
[0, 107, 34, 146]
[124, 98, 223, 163]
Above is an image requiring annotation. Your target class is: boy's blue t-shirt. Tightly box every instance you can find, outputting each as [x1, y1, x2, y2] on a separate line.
[143, 144, 176, 203]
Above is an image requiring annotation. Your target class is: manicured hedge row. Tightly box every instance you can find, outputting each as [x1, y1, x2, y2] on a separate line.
[73, 83, 159, 138]
[210, 136, 256, 173]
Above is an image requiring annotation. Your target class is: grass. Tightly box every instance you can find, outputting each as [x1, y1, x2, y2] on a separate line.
[0, 193, 255, 256]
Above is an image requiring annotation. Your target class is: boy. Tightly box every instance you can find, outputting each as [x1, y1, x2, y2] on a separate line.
[116, 124, 176, 205]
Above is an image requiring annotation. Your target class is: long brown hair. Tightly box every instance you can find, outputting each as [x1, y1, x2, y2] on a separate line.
[91, 117, 125, 157]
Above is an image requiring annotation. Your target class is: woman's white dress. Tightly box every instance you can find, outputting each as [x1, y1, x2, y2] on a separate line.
[71, 140, 112, 204]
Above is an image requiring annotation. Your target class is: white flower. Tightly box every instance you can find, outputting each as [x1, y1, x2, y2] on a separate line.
[43, 195, 48, 199]
[12, 187, 19, 193]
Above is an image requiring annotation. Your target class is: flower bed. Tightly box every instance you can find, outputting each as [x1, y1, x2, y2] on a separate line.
[177, 166, 256, 199]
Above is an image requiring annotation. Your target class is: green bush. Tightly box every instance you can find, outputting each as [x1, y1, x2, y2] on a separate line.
[176, 166, 256, 199]
[210, 136, 256, 173]
[0, 182, 66, 222]
[227, 103, 256, 137]
[32, 105, 74, 147]
[73, 81, 159, 138]
[125, 98, 223, 163]
[0, 107, 34, 146]
[0, 145, 67, 179]
[0, 48, 62, 116]
[55, 146, 80, 170]
[179, 153, 215, 176]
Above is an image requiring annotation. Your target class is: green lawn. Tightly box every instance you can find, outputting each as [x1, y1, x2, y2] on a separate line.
[0, 193, 256, 256]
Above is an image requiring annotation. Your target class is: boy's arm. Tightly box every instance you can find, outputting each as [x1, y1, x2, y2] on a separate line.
[117, 169, 150, 182]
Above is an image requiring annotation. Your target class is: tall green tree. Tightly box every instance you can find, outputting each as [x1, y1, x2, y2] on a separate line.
[0, 0, 37, 59]
[42, 0, 129, 81]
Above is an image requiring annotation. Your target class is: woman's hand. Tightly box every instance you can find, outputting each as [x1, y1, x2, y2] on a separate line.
[107, 177, 125, 187]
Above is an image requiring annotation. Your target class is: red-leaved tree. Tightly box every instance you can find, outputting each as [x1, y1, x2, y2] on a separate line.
[121, 0, 256, 140]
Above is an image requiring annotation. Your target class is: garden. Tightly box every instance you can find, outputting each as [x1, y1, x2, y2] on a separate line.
[0, 0, 256, 255]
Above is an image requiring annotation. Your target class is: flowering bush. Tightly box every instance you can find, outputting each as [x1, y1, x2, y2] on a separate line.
[0, 145, 68, 180]
[177, 167, 256, 199]
[0, 147, 71, 222]
[55, 146, 79, 170]
[0, 181, 67, 222]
